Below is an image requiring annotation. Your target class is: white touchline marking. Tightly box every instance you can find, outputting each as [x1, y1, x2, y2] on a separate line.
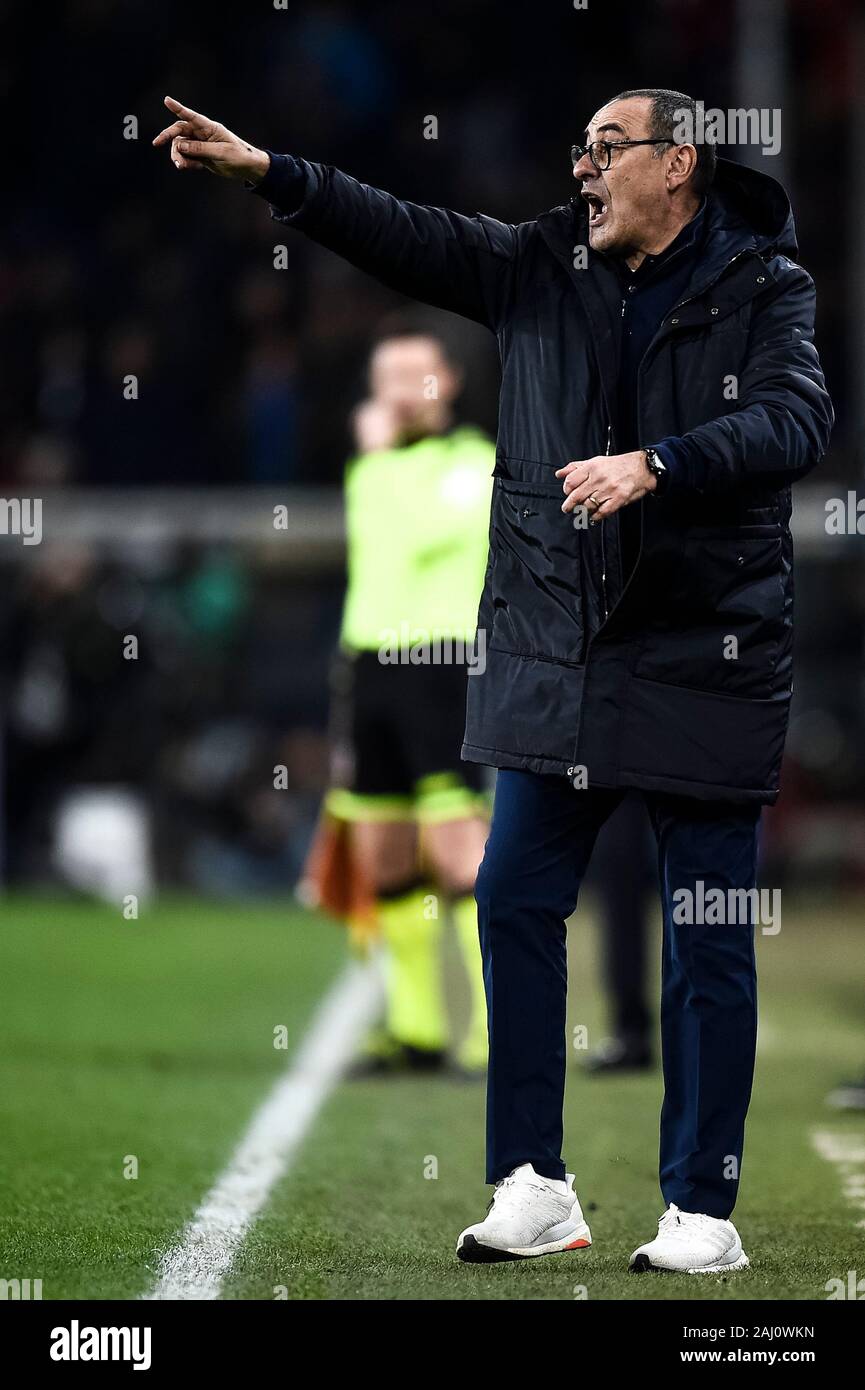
[755, 1017, 777, 1053]
[811, 1129, 865, 1229]
[144, 959, 384, 1300]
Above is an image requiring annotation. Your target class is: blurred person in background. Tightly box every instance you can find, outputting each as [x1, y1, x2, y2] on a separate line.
[1, 545, 160, 883]
[302, 317, 494, 1076]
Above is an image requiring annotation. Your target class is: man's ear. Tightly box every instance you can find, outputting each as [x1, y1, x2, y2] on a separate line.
[667, 142, 697, 191]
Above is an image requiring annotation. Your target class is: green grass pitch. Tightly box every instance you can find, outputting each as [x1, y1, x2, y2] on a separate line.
[1, 891, 863, 1300]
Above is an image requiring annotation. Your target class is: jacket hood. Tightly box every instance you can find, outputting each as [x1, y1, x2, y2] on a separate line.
[709, 157, 797, 258]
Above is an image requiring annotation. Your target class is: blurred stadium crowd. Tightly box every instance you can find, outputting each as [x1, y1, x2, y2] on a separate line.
[1, 0, 863, 894]
[3, 0, 856, 487]
[0, 540, 341, 891]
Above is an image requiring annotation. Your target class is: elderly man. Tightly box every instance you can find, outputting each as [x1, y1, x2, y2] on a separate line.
[155, 86, 833, 1273]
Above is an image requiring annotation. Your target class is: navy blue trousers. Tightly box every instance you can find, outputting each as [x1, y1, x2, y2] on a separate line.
[475, 769, 761, 1218]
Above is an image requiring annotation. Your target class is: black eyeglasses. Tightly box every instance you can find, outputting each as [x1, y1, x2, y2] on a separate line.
[570, 138, 673, 172]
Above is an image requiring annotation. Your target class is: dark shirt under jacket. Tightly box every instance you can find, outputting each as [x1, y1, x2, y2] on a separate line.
[606, 200, 707, 578]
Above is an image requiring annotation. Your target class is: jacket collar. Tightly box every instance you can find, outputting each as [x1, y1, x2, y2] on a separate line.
[537, 155, 796, 293]
[535, 157, 797, 404]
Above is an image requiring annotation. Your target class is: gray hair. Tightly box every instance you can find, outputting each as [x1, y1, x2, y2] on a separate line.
[612, 88, 717, 195]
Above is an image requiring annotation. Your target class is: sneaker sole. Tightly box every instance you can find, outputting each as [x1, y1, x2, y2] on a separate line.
[629, 1251, 750, 1275]
[457, 1225, 592, 1263]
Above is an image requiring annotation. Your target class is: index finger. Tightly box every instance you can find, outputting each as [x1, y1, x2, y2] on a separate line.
[163, 95, 211, 132]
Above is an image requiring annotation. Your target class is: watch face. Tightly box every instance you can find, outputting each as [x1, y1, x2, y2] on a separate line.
[645, 449, 666, 493]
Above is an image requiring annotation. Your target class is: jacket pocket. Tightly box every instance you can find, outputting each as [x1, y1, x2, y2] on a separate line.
[681, 527, 784, 616]
[633, 527, 787, 697]
[487, 477, 584, 664]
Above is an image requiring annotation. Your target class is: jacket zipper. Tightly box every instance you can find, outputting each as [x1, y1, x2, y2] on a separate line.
[599, 421, 612, 621]
[569, 416, 612, 780]
[609, 292, 630, 620]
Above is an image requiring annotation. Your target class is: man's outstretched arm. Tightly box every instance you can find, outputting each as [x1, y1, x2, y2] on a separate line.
[153, 96, 521, 330]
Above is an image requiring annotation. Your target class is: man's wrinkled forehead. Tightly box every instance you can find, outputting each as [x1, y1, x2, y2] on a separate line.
[583, 97, 652, 143]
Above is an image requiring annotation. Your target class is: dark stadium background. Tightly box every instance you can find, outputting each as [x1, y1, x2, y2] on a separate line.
[0, 0, 862, 893]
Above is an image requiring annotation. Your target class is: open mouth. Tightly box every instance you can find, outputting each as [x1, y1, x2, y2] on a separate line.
[582, 191, 609, 228]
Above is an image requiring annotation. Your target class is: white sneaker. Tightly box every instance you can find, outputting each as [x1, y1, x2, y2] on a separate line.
[456, 1163, 592, 1263]
[629, 1203, 750, 1274]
